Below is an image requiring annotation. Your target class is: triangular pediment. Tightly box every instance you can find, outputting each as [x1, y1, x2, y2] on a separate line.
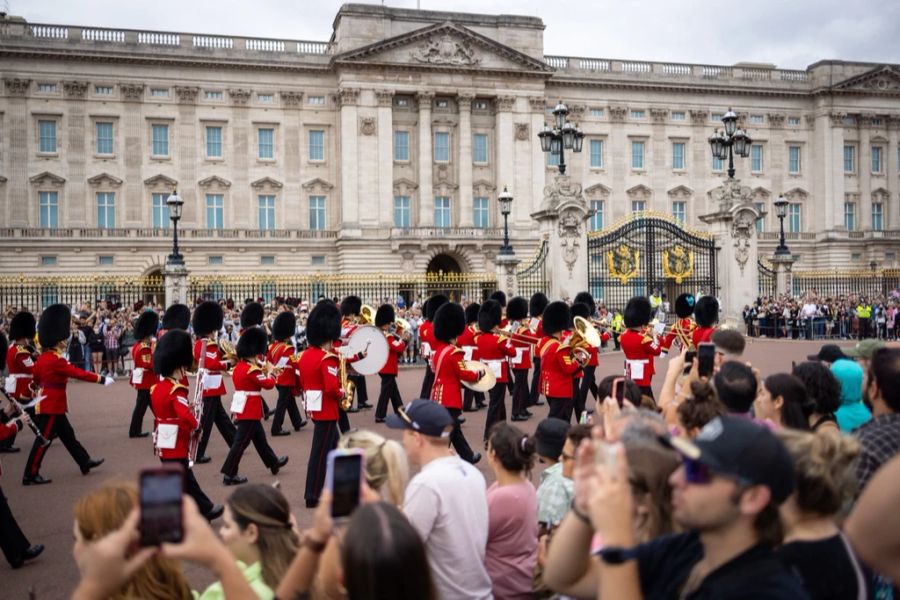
[626, 184, 652, 198]
[302, 177, 334, 191]
[584, 183, 611, 197]
[393, 177, 418, 191]
[87, 172, 123, 187]
[29, 171, 66, 186]
[199, 175, 232, 189]
[333, 22, 553, 74]
[144, 174, 178, 187]
[832, 65, 900, 95]
[667, 185, 694, 198]
[251, 176, 283, 189]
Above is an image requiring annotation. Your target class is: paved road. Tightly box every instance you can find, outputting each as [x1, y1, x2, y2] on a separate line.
[2, 338, 853, 598]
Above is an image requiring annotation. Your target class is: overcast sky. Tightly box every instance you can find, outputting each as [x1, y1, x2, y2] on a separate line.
[10, 0, 900, 69]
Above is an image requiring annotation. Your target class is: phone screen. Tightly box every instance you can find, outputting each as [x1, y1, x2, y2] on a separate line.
[613, 377, 625, 408]
[698, 343, 715, 377]
[329, 452, 363, 519]
[139, 468, 184, 546]
[683, 351, 696, 375]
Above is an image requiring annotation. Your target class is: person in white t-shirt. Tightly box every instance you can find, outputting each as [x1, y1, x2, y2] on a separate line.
[387, 399, 493, 600]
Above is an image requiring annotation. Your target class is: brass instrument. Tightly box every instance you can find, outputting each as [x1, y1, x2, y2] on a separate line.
[339, 353, 355, 411]
[186, 341, 207, 467]
[389, 316, 412, 339]
[218, 337, 237, 363]
[591, 317, 611, 333]
[563, 316, 602, 364]
[498, 321, 542, 346]
[359, 305, 376, 326]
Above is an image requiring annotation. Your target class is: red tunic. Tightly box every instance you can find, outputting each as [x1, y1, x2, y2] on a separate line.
[456, 324, 480, 361]
[267, 341, 299, 388]
[508, 325, 534, 371]
[379, 332, 407, 376]
[539, 339, 581, 398]
[475, 332, 517, 384]
[299, 346, 342, 422]
[661, 318, 697, 353]
[33, 350, 103, 414]
[151, 377, 196, 460]
[691, 326, 715, 349]
[419, 320, 436, 359]
[193, 339, 229, 397]
[620, 329, 662, 388]
[430, 344, 481, 410]
[5, 343, 36, 400]
[230, 361, 275, 421]
[130, 341, 154, 390]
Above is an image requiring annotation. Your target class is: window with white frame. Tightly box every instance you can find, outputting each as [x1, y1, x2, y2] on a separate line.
[589, 200, 604, 231]
[208, 255, 223, 265]
[96, 122, 114, 155]
[844, 145, 856, 173]
[257, 94, 274, 103]
[711, 112, 724, 122]
[393, 196, 410, 228]
[434, 196, 451, 228]
[473, 134, 488, 164]
[394, 96, 410, 108]
[749, 115, 764, 124]
[393, 131, 409, 161]
[206, 126, 223, 158]
[258, 128, 274, 160]
[590, 108, 604, 117]
[38, 120, 57, 153]
[151, 124, 169, 156]
[308, 130, 324, 161]
[309, 195, 326, 230]
[37, 83, 57, 93]
[712, 154, 724, 171]
[258, 195, 276, 230]
[788, 145, 801, 173]
[755, 202, 765, 233]
[39, 191, 59, 229]
[95, 85, 113, 95]
[151, 193, 170, 230]
[41, 256, 57, 266]
[630, 110, 645, 119]
[787, 116, 801, 126]
[632, 200, 646, 212]
[590, 139, 603, 168]
[308, 95, 325, 106]
[844, 202, 856, 231]
[788, 203, 801, 233]
[672, 201, 686, 223]
[260, 255, 275, 265]
[205, 90, 223, 100]
[631, 141, 645, 169]
[434, 132, 450, 162]
[96, 192, 115, 229]
[98, 255, 114, 266]
[750, 144, 763, 172]
[473, 197, 489, 228]
[872, 202, 884, 231]
[547, 149, 560, 167]
[150, 88, 169, 97]
[672, 142, 685, 170]
[206, 194, 224, 230]
[671, 111, 686, 121]
[872, 146, 883, 173]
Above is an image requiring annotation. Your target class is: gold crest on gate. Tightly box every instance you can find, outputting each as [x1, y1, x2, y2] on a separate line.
[662, 244, 694, 284]
[607, 244, 640, 284]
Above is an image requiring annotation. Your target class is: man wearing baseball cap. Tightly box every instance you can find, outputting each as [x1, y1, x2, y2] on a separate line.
[545, 416, 807, 599]
[387, 399, 492, 600]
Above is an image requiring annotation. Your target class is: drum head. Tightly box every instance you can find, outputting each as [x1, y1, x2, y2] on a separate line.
[461, 359, 496, 392]
[339, 325, 389, 375]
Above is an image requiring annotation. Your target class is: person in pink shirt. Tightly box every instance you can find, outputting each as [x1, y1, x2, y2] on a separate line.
[484, 422, 539, 600]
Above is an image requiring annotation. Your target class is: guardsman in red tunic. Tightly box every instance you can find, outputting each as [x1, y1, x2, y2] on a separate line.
[150, 329, 223, 520]
[528, 292, 549, 408]
[24, 304, 109, 486]
[158, 303, 191, 387]
[460, 302, 487, 412]
[301, 300, 344, 508]
[2, 311, 38, 453]
[476, 300, 518, 442]
[192, 301, 236, 464]
[239, 302, 272, 420]
[128, 310, 158, 439]
[691, 296, 719, 348]
[431, 302, 484, 464]
[374, 304, 407, 422]
[540, 302, 586, 423]
[267, 311, 306, 436]
[571, 296, 611, 423]
[506, 297, 538, 421]
[220, 327, 287, 486]
[661, 293, 697, 354]
[418, 294, 449, 399]
[620, 296, 663, 399]
[340, 295, 372, 412]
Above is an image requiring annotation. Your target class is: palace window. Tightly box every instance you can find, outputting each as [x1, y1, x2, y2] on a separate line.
[208, 256, 223, 265]
[96, 192, 116, 229]
[258, 195, 276, 230]
[309, 195, 326, 230]
[38, 120, 57, 153]
[844, 202, 856, 231]
[788, 204, 801, 233]
[37, 83, 57, 93]
[547, 149, 560, 167]
[473, 197, 489, 228]
[872, 203, 884, 231]
[260, 256, 275, 265]
[632, 200, 646, 212]
[787, 116, 801, 126]
[257, 93, 274, 103]
[393, 131, 409, 161]
[307, 95, 325, 106]
[755, 202, 765, 233]
[150, 88, 169, 97]
[206, 126, 223, 158]
[434, 132, 450, 162]
[630, 110, 645, 119]
[151, 124, 169, 156]
[308, 130, 324, 161]
[41, 256, 57, 266]
[589, 108, 604, 117]
[749, 115, 764, 124]
[434, 196, 452, 228]
[39, 191, 58, 229]
[788, 145, 801, 173]
[205, 90, 223, 100]
[590, 200, 604, 231]
[750, 144, 763, 172]
[393, 196, 410, 228]
[631, 141, 645, 169]
[98, 256, 114, 266]
[96, 122, 114, 155]
[671, 111, 686, 121]
[95, 85, 113, 95]
[672, 201, 686, 223]
[712, 154, 724, 171]
[473, 134, 488, 164]
[590, 139, 603, 168]
[258, 128, 274, 160]
[206, 194, 224, 230]
[151, 193, 170, 230]
[843, 145, 856, 173]
[872, 146, 883, 173]
[672, 142, 685, 170]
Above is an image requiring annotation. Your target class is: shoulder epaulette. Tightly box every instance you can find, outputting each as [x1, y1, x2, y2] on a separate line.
[171, 382, 189, 394]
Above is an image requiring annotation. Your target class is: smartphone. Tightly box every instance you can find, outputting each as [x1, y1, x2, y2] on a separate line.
[698, 343, 716, 378]
[139, 466, 184, 547]
[325, 448, 365, 520]
[683, 351, 696, 375]
[612, 377, 625, 409]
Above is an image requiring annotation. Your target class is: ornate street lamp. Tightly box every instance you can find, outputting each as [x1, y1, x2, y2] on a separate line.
[870, 260, 878, 273]
[166, 189, 185, 265]
[498, 186, 514, 256]
[774, 194, 790, 257]
[537, 100, 585, 174]
[708, 107, 752, 179]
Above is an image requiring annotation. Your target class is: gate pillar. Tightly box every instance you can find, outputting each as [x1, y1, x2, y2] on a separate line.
[531, 174, 590, 301]
[771, 254, 796, 298]
[163, 263, 189, 307]
[495, 254, 522, 299]
[700, 179, 761, 329]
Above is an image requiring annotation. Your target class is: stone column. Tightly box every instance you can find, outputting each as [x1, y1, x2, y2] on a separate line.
[495, 254, 522, 298]
[771, 254, 796, 298]
[457, 93, 475, 227]
[63, 81, 89, 226]
[699, 179, 761, 327]
[858, 116, 872, 230]
[531, 174, 590, 301]
[3, 78, 30, 226]
[888, 116, 900, 230]
[416, 91, 434, 226]
[173, 86, 198, 224]
[529, 96, 547, 229]
[375, 90, 394, 226]
[495, 96, 516, 212]
[228, 89, 251, 226]
[339, 88, 360, 228]
[122, 84, 149, 225]
[163, 262, 188, 307]
[280, 91, 304, 229]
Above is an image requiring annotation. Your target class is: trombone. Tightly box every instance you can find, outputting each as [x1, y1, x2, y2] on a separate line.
[497, 321, 542, 346]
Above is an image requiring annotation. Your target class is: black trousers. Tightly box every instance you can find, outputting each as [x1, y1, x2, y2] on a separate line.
[483, 382, 508, 440]
[220, 420, 278, 478]
[349, 374, 369, 406]
[25, 413, 91, 478]
[547, 396, 574, 424]
[463, 387, 486, 411]
[305, 420, 340, 507]
[528, 357, 542, 406]
[419, 364, 435, 400]
[338, 407, 351, 433]
[129, 388, 152, 437]
[197, 396, 236, 460]
[447, 408, 477, 463]
[859, 318, 871, 339]
[639, 385, 655, 401]
[579, 365, 599, 412]
[376, 374, 403, 420]
[160, 458, 214, 516]
[0, 484, 30, 566]
[0, 412, 16, 449]
[271, 386, 304, 433]
[511, 369, 529, 416]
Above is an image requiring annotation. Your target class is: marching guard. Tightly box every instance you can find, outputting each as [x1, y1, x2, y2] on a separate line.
[340, 295, 372, 411]
[150, 329, 223, 520]
[2, 311, 38, 453]
[23, 304, 109, 486]
[528, 292, 549, 409]
[476, 299, 517, 442]
[539, 301, 585, 423]
[620, 296, 662, 399]
[418, 294, 448, 399]
[267, 311, 306, 436]
[192, 301, 236, 465]
[661, 293, 697, 354]
[374, 304, 406, 423]
[239, 302, 272, 419]
[159, 303, 191, 339]
[459, 302, 486, 412]
[506, 296, 536, 421]
[127, 309, 158, 438]
[692, 296, 719, 347]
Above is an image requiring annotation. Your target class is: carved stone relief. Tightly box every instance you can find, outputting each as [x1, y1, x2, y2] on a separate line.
[731, 208, 757, 274]
[496, 96, 516, 112]
[375, 90, 394, 107]
[228, 88, 252, 106]
[767, 113, 785, 128]
[121, 83, 146, 102]
[359, 116, 376, 136]
[3, 78, 31, 96]
[338, 88, 360, 107]
[173, 86, 198, 104]
[280, 91, 304, 108]
[514, 123, 529, 141]
[558, 210, 583, 275]
[63, 80, 88, 98]
[410, 34, 480, 66]
[650, 108, 668, 123]
[609, 106, 628, 122]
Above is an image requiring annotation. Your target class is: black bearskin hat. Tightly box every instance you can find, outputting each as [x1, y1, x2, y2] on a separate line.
[478, 300, 502, 333]
[340, 295, 362, 317]
[306, 300, 341, 347]
[153, 329, 194, 377]
[433, 302, 466, 343]
[529, 292, 549, 318]
[374, 304, 395, 328]
[425, 294, 449, 321]
[38, 304, 71, 348]
[271, 311, 297, 342]
[542, 301, 570, 336]
[240, 302, 264, 329]
[192, 301, 224, 337]
[573, 292, 596, 316]
[237, 326, 268, 359]
[624, 296, 652, 328]
[465, 302, 481, 325]
[507, 296, 528, 321]
[694, 296, 719, 327]
[134, 310, 159, 341]
[162, 304, 191, 331]
[489, 290, 507, 308]
[570, 302, 591, 324]
[0, 332, 8, 371]
[675, 293, 696, 319]
[9, 311, 36, 341]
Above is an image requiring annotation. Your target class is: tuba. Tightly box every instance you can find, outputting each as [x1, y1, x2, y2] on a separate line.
[390, 316, 411, 339]
[564, 316, 602, 363]
[339, 353, 355, 411]
[359, 305, 376, 326]
[218, 338, 237, 363]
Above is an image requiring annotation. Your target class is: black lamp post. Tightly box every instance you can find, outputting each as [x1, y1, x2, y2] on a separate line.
[708, 108, 751, 179]
[498, 186, 514, 256]
[870, 260, 878, 273]
[166, 189, 185, 265]
[537, 100, 585, 175]
[774, 194, 790, 257]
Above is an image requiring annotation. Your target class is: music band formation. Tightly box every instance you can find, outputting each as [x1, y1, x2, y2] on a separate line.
[0, 287, 721, 567]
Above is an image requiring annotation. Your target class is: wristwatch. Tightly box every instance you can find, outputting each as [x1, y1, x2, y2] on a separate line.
[593, 545, 640, 564]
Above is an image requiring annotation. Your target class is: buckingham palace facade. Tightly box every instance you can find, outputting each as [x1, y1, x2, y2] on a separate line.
[1, 2, 899, 280]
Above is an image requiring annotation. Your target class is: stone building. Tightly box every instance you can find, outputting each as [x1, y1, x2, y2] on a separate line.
[0, 2, 898, 283]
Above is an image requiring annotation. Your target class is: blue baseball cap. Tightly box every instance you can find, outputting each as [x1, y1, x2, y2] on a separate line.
[386, 399, 453, 438]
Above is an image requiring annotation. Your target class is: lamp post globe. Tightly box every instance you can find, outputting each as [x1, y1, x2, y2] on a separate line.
[166, 189, 185, 265]
[498, 186, 514, 256]
[708, 109, 751, 179]
[537, 99, 584, 175]
[774, 194, 790, 257]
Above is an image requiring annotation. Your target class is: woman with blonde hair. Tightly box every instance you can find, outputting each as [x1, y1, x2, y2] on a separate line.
[337, 428, 409, 506]
[72, 483, 192, 600]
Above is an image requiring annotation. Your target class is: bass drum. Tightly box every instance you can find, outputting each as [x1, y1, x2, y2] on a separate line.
[339, 325, 389, 375]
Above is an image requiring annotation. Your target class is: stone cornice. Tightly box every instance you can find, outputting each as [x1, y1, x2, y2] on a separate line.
[548, 76, 813, 98]
[375, 89, 395, 107]
[338, 88, 360, 107]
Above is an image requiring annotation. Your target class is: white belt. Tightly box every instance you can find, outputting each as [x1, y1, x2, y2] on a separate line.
[9, 374, 33, 379]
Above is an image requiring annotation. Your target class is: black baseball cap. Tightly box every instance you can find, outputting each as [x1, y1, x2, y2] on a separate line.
[807, 344, 848, 363]
[534, 418, 570, 459]
[663, 416, 795, 503]
[386, 399, 453, 438]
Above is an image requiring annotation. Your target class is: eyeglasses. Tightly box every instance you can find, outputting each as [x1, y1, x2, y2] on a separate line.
[560, 452, 575, 462]
[682, 457, 714, 485]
